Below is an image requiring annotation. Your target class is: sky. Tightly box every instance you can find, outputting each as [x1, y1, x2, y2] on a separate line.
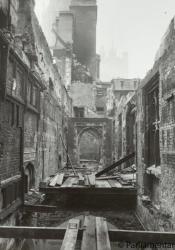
[35, 0, 175, 80]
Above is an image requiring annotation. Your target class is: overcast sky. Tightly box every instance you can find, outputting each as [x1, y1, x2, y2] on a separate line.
[35, 0, 175, 80]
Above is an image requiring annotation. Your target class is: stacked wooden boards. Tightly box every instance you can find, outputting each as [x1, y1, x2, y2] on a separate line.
[60, 216, 111, 250]
[48, 173, 125, 188]
[49, 173, 65, 187]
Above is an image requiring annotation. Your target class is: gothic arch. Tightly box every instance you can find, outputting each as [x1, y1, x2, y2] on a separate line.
[24, 163, 35, 193]
[78, 127, 102, 162]
[77, 127, 102, 143]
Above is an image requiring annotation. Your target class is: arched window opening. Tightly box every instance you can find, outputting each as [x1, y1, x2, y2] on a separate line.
[24, 164, 35, 193]
[79, 130, 101, 162]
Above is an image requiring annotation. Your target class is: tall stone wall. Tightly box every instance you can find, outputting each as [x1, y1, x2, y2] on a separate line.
[112, 18, 175, 231]
[136, 17, 175, 232]
[113, 93, 135, 161]
[16, 0, 72, 186]
[0, 23, 24, 250]
[0, 1, 73, 249]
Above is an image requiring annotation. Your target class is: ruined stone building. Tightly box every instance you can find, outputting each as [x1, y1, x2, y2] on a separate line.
[2, 0, 175, 249]
[0, 1, 72, 248]
[41, 0, 100, 82]
[0, 1, 109, 242]
[112, 16, 175, 232]
[111, 78, 140, 102]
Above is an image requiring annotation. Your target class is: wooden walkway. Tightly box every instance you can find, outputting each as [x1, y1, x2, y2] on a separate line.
[60, 216, 111, 250]
[1, 216, 175, 249]
[39, 173, 136, 197]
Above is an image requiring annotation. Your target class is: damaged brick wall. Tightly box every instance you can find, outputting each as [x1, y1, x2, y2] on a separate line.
[136, 17, 175, 231]
[16, 0, 72, 186]
[113, 93, 136, 163]
[0, 101, 22, 180]
[0, 29, 23, 250]
[159, 18, 175, 226]
[0, 0, 73, 248]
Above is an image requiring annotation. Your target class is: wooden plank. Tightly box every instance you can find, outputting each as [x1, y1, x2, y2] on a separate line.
[56, 173, 65, 186]
[108, 180, 117, 188]
[1, 226, 175, 243]
[49, 174, 59, 187]
[114, 180, 122, 188]
[81, 216, 96, 250]
[96, 152, 135, 177]
[108, 229, 175, 243]
[96, 217, 111, 250]
[0, 199, 22, 221]
[61, 177, 73, 187]
[60, 134, 77, 175]
[95, 180, 111, 188]
[96, 175, 120, 181]
[105, 180, 122, 188]
[61, 177, 77, 187]
[60, 219, 80, 250]
[88, 174, 95, 187]
[78, 173, 84, 185]
[23, 205, 57, 213]
[118, 179, 132, 186]
[121, 174, 136, 181]
[40, 186, 137, 196]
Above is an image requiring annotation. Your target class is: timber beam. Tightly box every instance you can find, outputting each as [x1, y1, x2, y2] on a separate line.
[96, 152, 135, 177]
[0, 226, 175, 244]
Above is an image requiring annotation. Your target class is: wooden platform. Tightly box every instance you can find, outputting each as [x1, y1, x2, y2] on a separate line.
[39, 173, 137, 197]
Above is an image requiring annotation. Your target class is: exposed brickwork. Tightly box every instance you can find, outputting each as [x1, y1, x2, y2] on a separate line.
[110, 16, 175, 233]
[0, 102, 21, 180]
[0, 0, 73, 236]
[113, 93, 136, 163]
[135, 17, 175, 231]
[0, 30, 24, 248]
[15, 0, 73, 187]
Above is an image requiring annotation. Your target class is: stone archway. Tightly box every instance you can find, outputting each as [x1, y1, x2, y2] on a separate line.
[24, 163, 35, 193]
[68, 118, 113, 167]
[78, 128, 101, 163]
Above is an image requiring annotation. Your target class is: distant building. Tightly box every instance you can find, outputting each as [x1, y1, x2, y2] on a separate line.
[111, 78, 140, 101]
[41, 0, 99, 82]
